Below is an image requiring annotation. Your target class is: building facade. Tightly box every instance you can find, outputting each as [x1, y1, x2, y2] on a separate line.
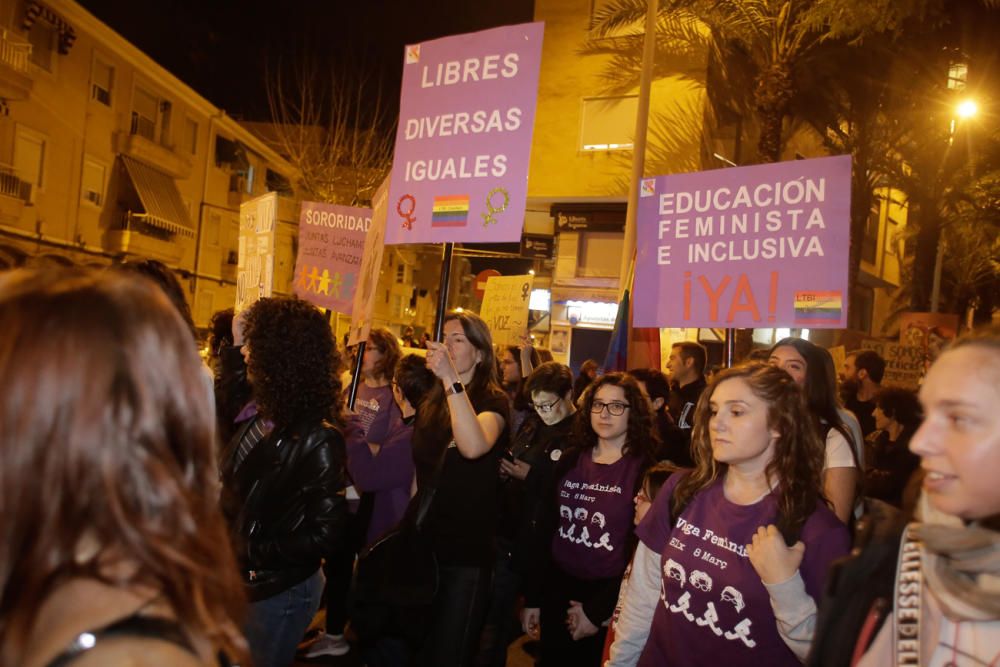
[0, 0, 300, 329]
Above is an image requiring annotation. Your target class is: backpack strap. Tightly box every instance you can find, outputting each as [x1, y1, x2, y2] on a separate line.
[46, 616, 196, 667]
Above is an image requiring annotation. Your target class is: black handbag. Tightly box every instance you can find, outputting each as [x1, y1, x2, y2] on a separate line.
[350, 444, 447, 644]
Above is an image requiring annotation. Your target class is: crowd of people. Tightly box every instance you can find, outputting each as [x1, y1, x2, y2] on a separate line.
[1, 263, 999, 667]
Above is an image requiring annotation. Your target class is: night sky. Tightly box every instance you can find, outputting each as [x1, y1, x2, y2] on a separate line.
[78, 0, 536, 121]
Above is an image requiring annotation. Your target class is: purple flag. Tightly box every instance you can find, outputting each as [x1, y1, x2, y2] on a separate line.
[292, 202, 371, 315]
[634, 155, 852, 329]
[385, 22, 544, 245]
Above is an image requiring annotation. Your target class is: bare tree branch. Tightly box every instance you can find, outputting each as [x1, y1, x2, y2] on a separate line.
[264, 56, 395, 205]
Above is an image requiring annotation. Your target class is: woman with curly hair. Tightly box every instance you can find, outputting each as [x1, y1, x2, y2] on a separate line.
[769, 337, 863, 523]
[522, 373, 657, 667]
[864, 386, 923, 509]
[0, 268, 247, 667]
[608, 363, 850, 667]
[220, 297, 348, 667]
[416, 311, 511, 666]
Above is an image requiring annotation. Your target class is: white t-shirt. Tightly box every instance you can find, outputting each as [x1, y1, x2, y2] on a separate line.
[838, 407, 865, 469]
[824, 428, 857, 470]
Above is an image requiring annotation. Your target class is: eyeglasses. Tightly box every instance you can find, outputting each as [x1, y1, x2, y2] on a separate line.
[591, 400, 629, 416]
[532, 397, 562, 413]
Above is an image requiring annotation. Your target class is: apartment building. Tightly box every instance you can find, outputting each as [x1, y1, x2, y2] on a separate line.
[0, 0, 300, 328]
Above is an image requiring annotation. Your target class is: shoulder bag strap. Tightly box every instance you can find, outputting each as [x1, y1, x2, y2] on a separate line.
[413, 436, 451, 530]
[892, 523, 923, 665]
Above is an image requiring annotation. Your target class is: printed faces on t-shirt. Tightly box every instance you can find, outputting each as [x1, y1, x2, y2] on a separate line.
[552, 454, 640, 580]
[639, 481, 800, 666]
[659, 511, 758, 650]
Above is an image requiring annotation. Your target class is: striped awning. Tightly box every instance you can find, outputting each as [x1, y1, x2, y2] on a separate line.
[121, 156, 194, 237]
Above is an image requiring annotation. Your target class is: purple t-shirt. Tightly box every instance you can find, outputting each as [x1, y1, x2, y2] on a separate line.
[353, 383, 395, 444]
[635, 475, 849, 667]
[551, 452, 644, 580]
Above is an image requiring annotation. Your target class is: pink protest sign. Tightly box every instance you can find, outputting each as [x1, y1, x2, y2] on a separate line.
[385, 22, 544, 245]
[292, 202, 372, 315]
[634, 155, 851, 329]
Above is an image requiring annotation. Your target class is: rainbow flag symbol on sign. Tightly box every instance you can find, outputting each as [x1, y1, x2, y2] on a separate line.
[431, 195, 470, 227]
[794, 291, 843, 325]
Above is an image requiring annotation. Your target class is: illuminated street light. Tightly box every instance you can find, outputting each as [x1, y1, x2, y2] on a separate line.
[957, 99, 978, 118]
[934, 97, 980, 312]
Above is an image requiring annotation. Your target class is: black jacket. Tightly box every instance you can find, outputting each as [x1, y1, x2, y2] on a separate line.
[222, 418, 348, 601]
[499, 412, 574, 572]
[806, 500, 906, 667]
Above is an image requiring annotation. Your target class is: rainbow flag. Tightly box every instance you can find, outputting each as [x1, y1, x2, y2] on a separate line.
[431, 195, 469, 227]
[794, 291, 843, 324]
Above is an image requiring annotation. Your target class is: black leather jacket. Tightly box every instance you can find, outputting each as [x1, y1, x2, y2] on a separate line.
[222, 418, 348, 601]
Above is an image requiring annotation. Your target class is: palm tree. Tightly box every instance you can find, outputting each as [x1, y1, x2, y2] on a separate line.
[586, 0, 933, 163]
[587, 0, 1000, 336]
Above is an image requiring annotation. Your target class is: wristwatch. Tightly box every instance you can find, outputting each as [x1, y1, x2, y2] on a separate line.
[445, 381, 465, 396]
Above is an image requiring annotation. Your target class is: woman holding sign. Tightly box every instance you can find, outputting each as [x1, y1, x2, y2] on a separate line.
[607, 363, 849, 667]
[807, 328, 1000, 666]
[417, 311, 510, 667]
[522, 373, 656, 667]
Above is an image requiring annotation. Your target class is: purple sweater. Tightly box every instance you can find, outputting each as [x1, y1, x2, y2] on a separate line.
[345, 402, 415, 547]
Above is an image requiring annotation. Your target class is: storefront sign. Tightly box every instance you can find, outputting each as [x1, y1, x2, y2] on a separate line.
[520, 233, 554, 259]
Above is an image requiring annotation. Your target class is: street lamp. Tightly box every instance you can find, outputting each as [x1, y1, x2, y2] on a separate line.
[957, 99, 979, 118]
[932, 98, 979, 312]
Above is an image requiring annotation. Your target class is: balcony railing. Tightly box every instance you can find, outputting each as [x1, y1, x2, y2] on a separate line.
[0, 30, 31, 74]
[0, 164, 29, 202]
[118, 210, 176, 242]
[130, 112, 156, 141]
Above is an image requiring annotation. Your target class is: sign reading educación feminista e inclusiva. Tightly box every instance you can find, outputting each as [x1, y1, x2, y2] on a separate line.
[634, 155, 851, 329]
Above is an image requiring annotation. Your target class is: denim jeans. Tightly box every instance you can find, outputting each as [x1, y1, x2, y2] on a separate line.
[246, 569, 324, 667]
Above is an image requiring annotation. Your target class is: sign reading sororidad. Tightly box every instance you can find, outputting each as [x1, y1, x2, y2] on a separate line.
[236, 192, 278, 312]
[385, 22, 544, 245]
[292, 202, 371, 315]
[634, 155, 851, 329]
[479, 274, 534, 347]
[348, 176, 390, 346]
